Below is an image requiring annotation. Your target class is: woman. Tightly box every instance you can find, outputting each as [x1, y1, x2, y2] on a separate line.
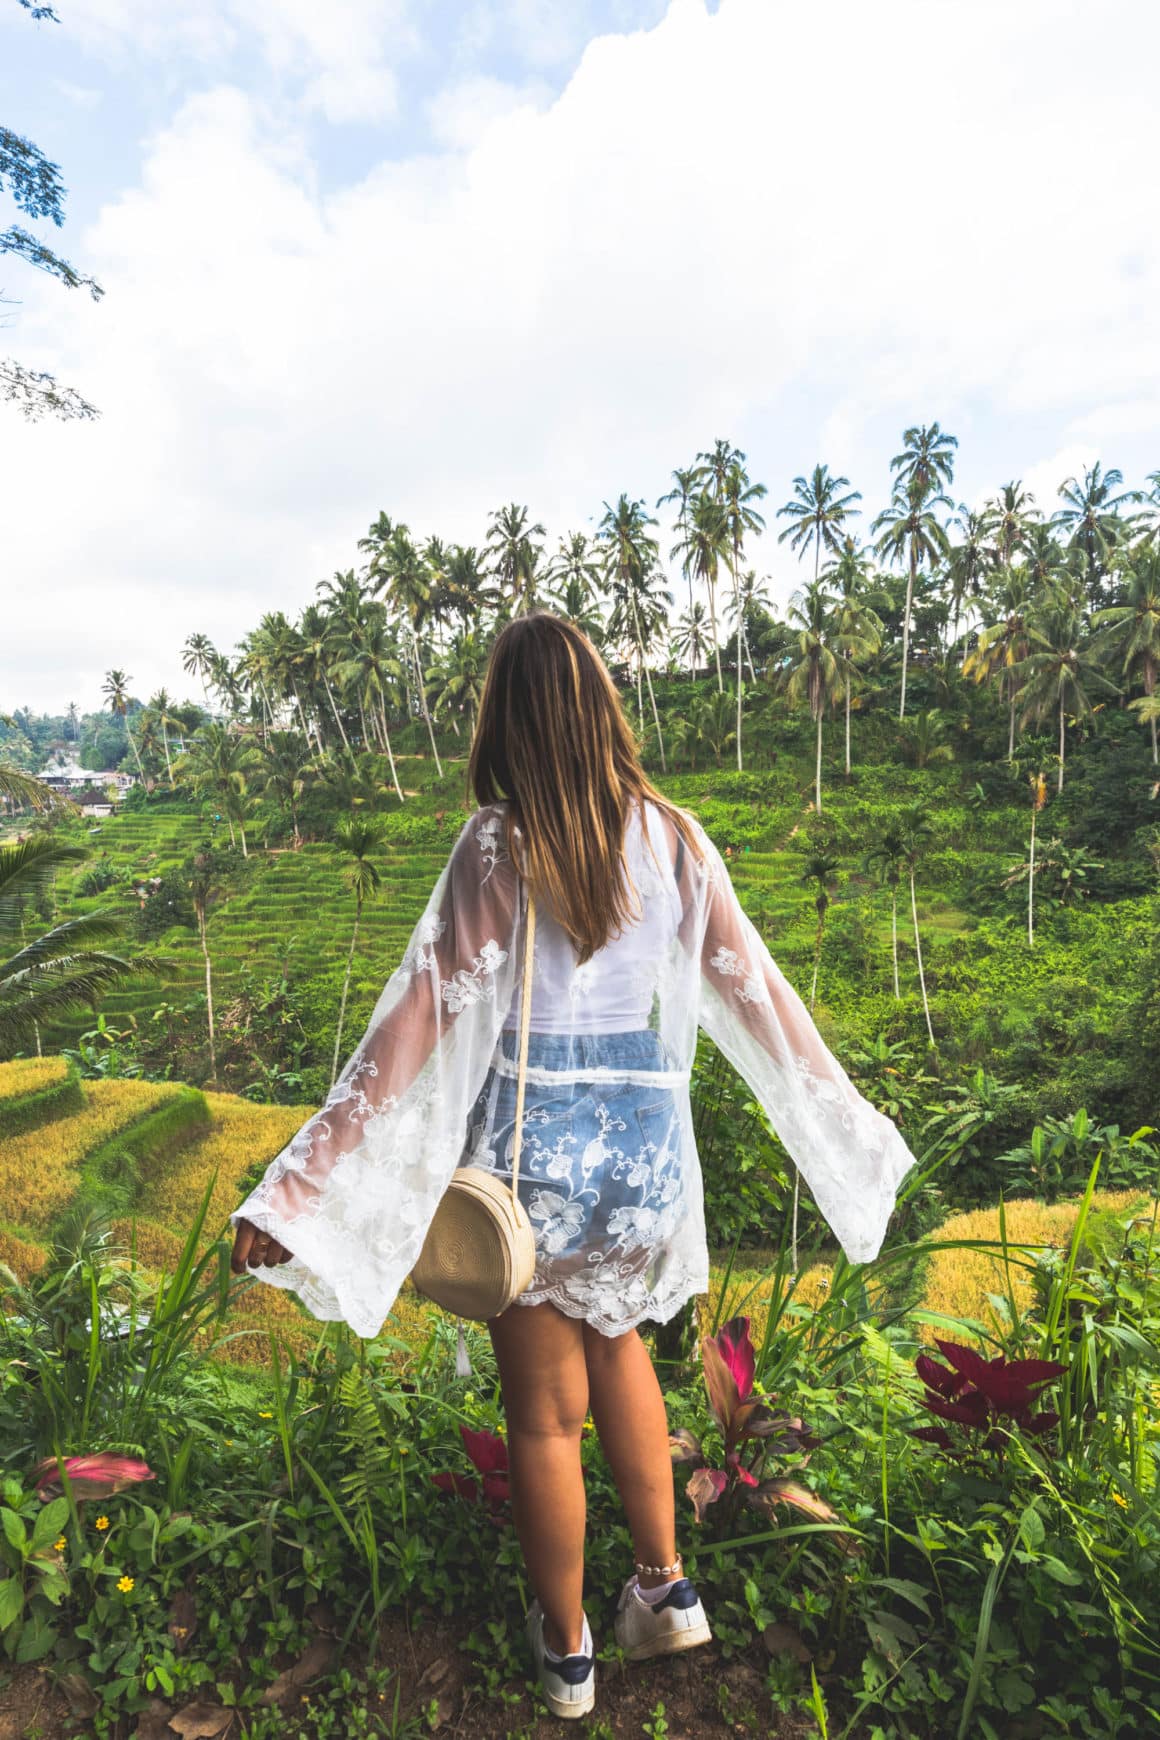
[230, 612, 917, 1720]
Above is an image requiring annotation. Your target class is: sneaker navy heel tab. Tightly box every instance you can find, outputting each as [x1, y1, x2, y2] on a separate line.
[655, 1578, 700, 1612]
[549, 1653, 595, 1686]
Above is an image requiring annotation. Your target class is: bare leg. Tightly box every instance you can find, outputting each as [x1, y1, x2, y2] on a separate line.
[583, 1324, 678, 1589]
[489, 1301, 589, 1656]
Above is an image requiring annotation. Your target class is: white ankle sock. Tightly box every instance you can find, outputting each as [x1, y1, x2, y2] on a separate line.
[635, 1574, 681, 1606]
[544, 1615, 592, 1663]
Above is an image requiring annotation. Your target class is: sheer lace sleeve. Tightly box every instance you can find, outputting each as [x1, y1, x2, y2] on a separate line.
[230, 805, 523, 1336]
[686, 820, 917, 1264]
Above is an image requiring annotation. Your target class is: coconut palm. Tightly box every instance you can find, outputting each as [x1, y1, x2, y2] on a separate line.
[329, 818, 384, 1088]
[182, 633, 218, 717]
[823, 540, 882, 774]
[673, 492, 731, 691]
[485, 503, 546, 615]
[174, 723, 257, 853]
[1135, 471, 1160, 546]
[702, 688, 738, 766]
[444, 545, 497, 631]
[897, 803, 937, 1050]
[963, 567, 1035, 759]
[722, 459, 768, 770]
[297, 603, 353, 756]
[899, 709, 955, 769]
[776, 464, 862, 580]
[256, 731, 313, 848]
[1003, 738, 1057, 947]
[1091, 549, 1160, 762]
[783, 580, 843, 813]
[363, 527, 443, 777]
[890, 422, 958, 500]
[597, 496, 669, 770]
[146, 688, 182, 787]
[1052, 462, 1135, 591]
[980, 480, 1038, 566]
[657, 466, 700, 621]
[332, 602, 407, 799]
[671, 601, 713, 678]
[945, 506, 992, 659]
[430, 629, 489, 740]
[546, 532, 600, 609]
[0, 837, 164, 1055]
[100, 669, 147, 787]
[1017, 586, 1120, 792]
[864, 823, 907, 1000]
[872, 477, 952, 721]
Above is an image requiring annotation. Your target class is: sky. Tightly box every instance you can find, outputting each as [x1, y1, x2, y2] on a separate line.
[2, 0, 1159, 718]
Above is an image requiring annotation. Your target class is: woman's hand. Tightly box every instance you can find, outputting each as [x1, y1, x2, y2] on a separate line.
[230, 1219, 293, 1272]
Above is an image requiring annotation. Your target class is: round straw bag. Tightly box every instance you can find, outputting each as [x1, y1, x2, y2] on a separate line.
[411, 891, 538, 1322]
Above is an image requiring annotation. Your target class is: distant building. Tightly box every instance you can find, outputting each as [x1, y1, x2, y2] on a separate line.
[38, 762, 138, 795]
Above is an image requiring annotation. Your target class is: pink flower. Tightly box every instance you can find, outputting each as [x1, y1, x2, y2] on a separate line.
[32, 1454, 155, 1502]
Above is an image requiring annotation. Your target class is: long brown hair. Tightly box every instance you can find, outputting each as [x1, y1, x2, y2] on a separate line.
[467, 611, 703, 964]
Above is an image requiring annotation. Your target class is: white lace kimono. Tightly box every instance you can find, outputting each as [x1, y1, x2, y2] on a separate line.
[230, 798, 917, 1338]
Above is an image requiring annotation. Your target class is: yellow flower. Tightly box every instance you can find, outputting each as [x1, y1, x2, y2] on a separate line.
[53, 1536, 67, 1552]
[224, 1439, 233, 1447]
[95, 1516, 110, 1531]
[117, 1575, 135, 1593]
[258, 1411, 273, 1419]
[1112, 1492, 1129, 1508]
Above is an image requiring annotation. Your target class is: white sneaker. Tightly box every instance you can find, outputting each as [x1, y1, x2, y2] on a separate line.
[525, 1600, 596, 1719]
[614, 1576, 712, 1661]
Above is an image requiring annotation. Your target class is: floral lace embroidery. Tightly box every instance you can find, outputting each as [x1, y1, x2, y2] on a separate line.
[476, 811, 508, 884]
[441, 940, 508, 1012]
[707, 944, 768, 1006]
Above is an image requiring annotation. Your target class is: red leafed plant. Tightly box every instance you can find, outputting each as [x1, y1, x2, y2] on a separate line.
[31, 1453, 155, 1502]
[912, 1338, 1065, 1457]
[432, 1426, 510, 1510]
[670, 1316, 835, 1533]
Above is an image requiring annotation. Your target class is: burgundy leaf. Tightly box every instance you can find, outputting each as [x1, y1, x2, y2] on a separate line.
[481, 1472, 510, 1505]
[686, 1466, 728, 1524]
[973, 1359, 1065, 1413]
[911, 1425, 955, 1450]
[921, 1388, 990, 1428]
[714, 1316, 755, 1401]
[915, 1353, 967, 1398]
[933, 1339, 992, 1389]
[749, 1478, 839, 1525]
[700, 1336, 741, 1441]
[668, 1429, 705, 1467]
[460, 1427, 508, 1475]
[1023, 1410, 1060, 1437]
[32, 1453, 155, 1501]
[726, 1452, 759, 1489]
[431, 1472, 479, 1502]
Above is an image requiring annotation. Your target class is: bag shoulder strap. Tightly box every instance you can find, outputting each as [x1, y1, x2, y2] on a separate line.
[510, 888, 536, 1202]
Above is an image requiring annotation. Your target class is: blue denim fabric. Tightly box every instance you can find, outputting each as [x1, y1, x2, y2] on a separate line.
[460, 1028, 686, 1308]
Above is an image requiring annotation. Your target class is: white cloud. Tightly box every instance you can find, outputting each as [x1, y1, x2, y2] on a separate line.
[426, 73, 550, 151]
[5, 0, 1160, 711]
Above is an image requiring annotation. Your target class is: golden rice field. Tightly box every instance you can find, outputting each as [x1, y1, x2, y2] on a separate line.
[0, 1056, 69, 1098]
[916, 1189, 1157, 1345]
[0, 1078, 184, 1230]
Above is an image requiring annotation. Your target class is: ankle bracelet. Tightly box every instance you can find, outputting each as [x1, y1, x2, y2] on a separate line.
[635, 1556, 682, 1577]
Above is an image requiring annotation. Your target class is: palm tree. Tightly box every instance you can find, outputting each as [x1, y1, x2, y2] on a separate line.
[776, 464, 862, 580]
[1003, 743, 1054, 947]
[670, 690, 712, 770]
[865, 824, 906, 1000]
[823, 540, 882, 775]
[783, 580, 842, 813]
[430, 629, 489, 740]
[1052, 462, 1135, 591]
[673, 492, 730, 691]
[657, 466, 699, 621]
[1135, 471, 1160, 546]
[597, 496, 668, 770]
[945, 506, 992, 659]
[899, 709, 955, 769]
[363, 526, 443, 777]
[329, 818, 384, 1088]
[444, 545, 497, 630]
[331, 602, 406, 799]
[702, 688, 737, 766]
[147, 688, 182, 787]
[980, 479, 1038, 567]
[187, 842, 226, 1086]
[897, 803, 937, 1051]
[546, 532, 600, 610]
[722, 459, 768, 770]
[174, 723, 256, 853]
[963, 568, 1035, 759]
[890, 422, 958, 501]
[1091, 549, 1160, 762]
[101, 669, 147, 787]
[256, 731, 312, 848]
[182, 633, 218, 717]
[298, 602, 353, 756]
[485, 503, 546, 615]
[0, 837, 164, 1056]
[873, 473, 953, 720]
[671, 601, 713, 677]
[1017, 585, 1119, 792]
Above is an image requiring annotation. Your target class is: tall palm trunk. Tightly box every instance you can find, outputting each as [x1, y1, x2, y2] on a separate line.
[197, 903, 217, 1086]
[124, 710, 147, 788]
[378, 695, 405, 801]
[910, 868, 936, 1049]
[891, 887, 900, 998]
[323, 672, 352, 754]
[733, 541, 744, 773]
[1057, 693, 1066, 793]
[1028, 803, 1037, 948]
[707, 575, 724, 692]
[899, 540, 916, 720]
[845, 666, 852, 775]
[412, 630, 443, 777]
[332, 892, 362, 1087]
[161, 722, 174, 786]
[630, 589, 666, 772]
[814, 704, 823, 814]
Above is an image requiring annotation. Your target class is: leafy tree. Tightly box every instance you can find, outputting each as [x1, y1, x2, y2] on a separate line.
[484, 503, 546, 616]
[864, 824, 906, 999]
[100, 670, 147, 788]
[673, 491, 730, 692]
[1017, 583, 1119, 792]
[597, 495, 669, 770]
[722, 458, 768, 770]
[1091, 549, 1160, 763]
[1, 0, 103, 420]
[783, 580, 842, 813]
[873, 471, 953, 720]
[823, 540, 882, 774]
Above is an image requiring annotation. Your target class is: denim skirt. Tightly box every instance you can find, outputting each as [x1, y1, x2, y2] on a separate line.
[458, 1027, 688, 1329]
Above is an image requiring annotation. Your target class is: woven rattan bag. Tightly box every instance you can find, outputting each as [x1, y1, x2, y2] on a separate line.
[410, 891, 538, 1323]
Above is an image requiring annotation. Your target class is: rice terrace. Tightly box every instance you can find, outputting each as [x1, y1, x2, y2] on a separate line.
[3, 0, 1160, 1732]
